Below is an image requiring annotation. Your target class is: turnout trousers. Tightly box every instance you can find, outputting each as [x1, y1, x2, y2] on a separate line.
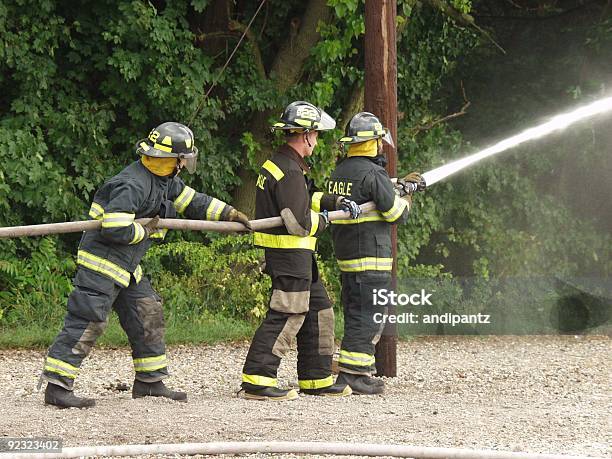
[338, 272, 390, 375]
[42, 268, 168, 390]
[242, 250, 336, 390]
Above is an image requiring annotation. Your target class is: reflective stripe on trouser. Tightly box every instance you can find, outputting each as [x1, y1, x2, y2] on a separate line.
[338, 272, 391, 375]
[242, 263, 334, 388]
[43, 268, 168, 390]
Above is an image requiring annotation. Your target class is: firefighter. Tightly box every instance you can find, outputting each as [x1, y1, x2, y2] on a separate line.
[328, 112, 424, 394]
[241, 101, 362, 401]
[41, 122, 251, 408]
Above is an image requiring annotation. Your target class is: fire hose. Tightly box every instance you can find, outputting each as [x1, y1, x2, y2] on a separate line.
[0, 202, 381, 239]
[1, 441, 605, 459]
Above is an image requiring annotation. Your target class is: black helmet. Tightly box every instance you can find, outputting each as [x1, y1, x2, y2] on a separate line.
[338, 112, 394, 147]
[136, 122, 198, 173]
[271, 101, 336, 132]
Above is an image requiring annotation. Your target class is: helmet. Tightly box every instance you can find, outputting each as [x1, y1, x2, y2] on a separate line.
[338, 112, 394, 147]
[136, 122, 198, 173]
[271, 101, 336, 132]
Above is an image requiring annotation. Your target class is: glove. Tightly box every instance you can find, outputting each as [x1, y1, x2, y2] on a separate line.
[142, 215, 160, 239]
[338, 197, 362, 219]
[396, 172, 425, 197]
[402, 193, 413, 208]
[227, 207, 252, 230]
[320, 209, 330, 226]
[404, 172, 425, 188]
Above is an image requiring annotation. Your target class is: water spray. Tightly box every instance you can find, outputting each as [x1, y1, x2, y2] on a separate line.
[418, 95, 612, 187]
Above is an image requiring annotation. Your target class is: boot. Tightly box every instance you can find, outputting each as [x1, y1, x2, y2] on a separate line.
[336, 372, 385, 395]
[301, 383, 352, 397]
[132, 380, 187, 401]
[44, 383, 96, 408]
[241, 385, 298, 401]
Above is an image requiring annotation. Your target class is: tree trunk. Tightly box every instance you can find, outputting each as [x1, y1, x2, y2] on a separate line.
[232, 0, 331, 216]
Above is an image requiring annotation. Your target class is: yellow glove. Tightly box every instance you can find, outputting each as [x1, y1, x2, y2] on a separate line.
[227, 208, 252, 230]
[142, 215, 160, 239]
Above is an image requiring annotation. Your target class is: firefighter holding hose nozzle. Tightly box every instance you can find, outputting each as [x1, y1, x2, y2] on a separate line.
[328, 112, 425, 394]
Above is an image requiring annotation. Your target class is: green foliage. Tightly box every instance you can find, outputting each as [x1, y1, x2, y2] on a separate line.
[0, 237, 74, 326]
[0, 0, 609, 340]
[142, 236, 270, 321]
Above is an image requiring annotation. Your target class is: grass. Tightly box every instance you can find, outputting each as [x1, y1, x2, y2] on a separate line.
[0, 306, 364, 350]
[0, 313, 257, 349]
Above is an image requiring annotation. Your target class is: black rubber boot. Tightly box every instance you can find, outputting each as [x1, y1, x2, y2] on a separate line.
[241, 385, 298, 401]
[132, 380, 187, 401]
[301, 383, 352, 397]
[44, 383, 96, 409]
[336, 372, 385, 395]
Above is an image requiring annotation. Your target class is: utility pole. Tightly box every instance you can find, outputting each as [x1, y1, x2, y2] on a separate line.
[365, 0, 398, 377]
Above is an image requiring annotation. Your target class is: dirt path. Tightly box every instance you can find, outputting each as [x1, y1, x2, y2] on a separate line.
[0, 336, 609, 458]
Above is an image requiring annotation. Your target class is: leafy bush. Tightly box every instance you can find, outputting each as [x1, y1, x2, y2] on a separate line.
[0, 237, 74, 326]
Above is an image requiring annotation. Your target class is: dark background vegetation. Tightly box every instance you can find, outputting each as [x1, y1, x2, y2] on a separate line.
[0, 0, 610, 345]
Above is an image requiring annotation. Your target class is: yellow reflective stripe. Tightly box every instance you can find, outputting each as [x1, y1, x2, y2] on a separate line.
[153, 143, 172, 153]
[331, 211, 386, 225]
[308, 210, 319, 236]
[133, 354, 167, 372]
[77, 250, 131, 287]
[45, 357, 79, 378]
[149, 228, 168, 239]
[205, 197, 226, 221]
[356, 129, 384, 137]
[262, 160, 284, 181]
[298, 375, 333, 390]
[102, 212, 135, 228]
[295, 119, 314, 127]
[133, 265, 143, 283]
[174, 186, 196, 213]
[44, 366, 77, 379]
[253, 232, 317, 251]
[337, 257, 393, 272]
[338, 350, 376, 366]
[242, 373, 277, 387]
[381, 196, 408, 222]
[89, 202, 104, 220]
[129, 222, 145, 245]
[311, 192, 323, 212]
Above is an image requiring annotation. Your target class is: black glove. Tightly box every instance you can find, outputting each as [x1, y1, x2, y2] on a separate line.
[143, 215, 160, 239]
[338, 197, 362, 219]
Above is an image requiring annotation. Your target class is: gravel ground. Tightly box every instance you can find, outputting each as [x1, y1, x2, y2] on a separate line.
[0, 336, 610, 458]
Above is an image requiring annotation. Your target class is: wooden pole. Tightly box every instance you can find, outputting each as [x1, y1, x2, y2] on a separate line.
[365, 0, 398, 377]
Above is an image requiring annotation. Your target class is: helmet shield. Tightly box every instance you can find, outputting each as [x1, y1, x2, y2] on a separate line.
[317, 109, 336, 131]
[179, 147, 198, 174]
[382, 129, 395, 147]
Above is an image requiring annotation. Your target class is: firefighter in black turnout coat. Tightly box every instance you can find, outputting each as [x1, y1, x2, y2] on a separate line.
[41, 122, 250, 408]
[329, 112, 424, 394]
[241, 101, 361, 401]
